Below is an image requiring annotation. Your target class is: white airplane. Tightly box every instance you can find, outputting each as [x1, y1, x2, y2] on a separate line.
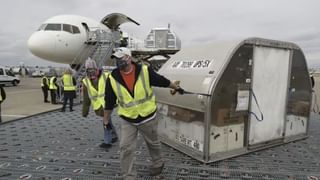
[28, 13, 139, 65]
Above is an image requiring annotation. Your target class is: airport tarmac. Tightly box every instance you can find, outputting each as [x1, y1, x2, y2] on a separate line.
[0, 88, 319, 179]
[0, 75, 320, 179]
[1, 77, 61, 122]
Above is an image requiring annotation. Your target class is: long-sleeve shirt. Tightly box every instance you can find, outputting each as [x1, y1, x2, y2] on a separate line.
[105, 63, 170, 123]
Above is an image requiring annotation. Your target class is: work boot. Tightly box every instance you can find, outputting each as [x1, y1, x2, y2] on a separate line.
[70, 109, 74, 112]
[99, 143, 112, 149]
[60, 109, 65, 112]
[111, 137, 118, 143]
[149, 163, 164, 176]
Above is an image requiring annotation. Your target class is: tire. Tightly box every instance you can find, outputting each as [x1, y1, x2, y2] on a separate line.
[12, 80, 17, 86]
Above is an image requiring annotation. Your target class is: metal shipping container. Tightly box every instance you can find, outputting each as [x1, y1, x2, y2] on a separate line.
[154, 37, 312, 163]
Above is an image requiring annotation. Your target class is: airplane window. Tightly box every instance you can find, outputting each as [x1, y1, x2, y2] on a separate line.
[72, 26, 80, 34]
[63, 24, 73, 33]
[0, 69, 3, 75]
[37, 24, 47, 31]
[45, 24, 61, 31]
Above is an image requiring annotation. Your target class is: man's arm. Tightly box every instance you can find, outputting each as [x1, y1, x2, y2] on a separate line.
[72, 77, 77, 86]
[82, 85, 91, 117]
[148, 66, 170, 87]
[104, 76, 117, 125]
[148, 66, 182, 91]
[42, 78, 46, 86]
[45, 79, 49, 88]
[54, 77, 59, 87]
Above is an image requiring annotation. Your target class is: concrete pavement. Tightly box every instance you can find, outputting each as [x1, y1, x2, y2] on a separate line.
[1, 77, 61, 122]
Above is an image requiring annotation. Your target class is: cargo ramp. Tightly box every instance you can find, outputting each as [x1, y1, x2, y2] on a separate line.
[0, 107, 319, 179]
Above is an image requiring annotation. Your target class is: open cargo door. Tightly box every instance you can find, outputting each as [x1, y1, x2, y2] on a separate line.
[101, 13, 140, 30]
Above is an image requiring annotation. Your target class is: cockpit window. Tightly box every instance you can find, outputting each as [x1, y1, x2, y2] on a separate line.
[63, 24, 73, 33]
[72, 26, 80, 34]
[44, 24, 61, 31]
[40, 23, 80, 34]
[37, 24, 47, 31]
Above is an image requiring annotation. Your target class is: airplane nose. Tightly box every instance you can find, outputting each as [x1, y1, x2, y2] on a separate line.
[28, 32, 56, 59]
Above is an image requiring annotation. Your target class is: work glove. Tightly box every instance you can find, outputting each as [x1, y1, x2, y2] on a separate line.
[176, 87, 185, 95]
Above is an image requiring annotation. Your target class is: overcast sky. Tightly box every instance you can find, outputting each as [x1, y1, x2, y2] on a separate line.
[0, 0, 319, 67]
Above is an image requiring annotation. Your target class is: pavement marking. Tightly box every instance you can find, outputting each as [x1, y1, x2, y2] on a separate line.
[2, 114, 27, 117]
[6, 89, 39, 95]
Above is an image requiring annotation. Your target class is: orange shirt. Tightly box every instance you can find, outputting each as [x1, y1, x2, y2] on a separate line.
[120, 65, 136, 93]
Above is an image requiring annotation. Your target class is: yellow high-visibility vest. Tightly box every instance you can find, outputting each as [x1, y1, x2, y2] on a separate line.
[0, 89, 2, 101]
[49, 77, 57, 90]
[41, 76, 48, 87]
[62, 74, 76, 91]
[82, 71, 109, 110]
[109, 65, 156, 119]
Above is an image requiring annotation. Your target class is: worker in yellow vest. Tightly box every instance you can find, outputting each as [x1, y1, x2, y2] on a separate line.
[61, 69, 76, 112]
[0, 83, 6, 123]
[41, 75, 49, 103]
[82, 58, 118, 148]
[104, 47, 184, 178]
[49, 75, 58, 104]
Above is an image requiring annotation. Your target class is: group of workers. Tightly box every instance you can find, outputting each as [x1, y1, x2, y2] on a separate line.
[41, 69, 76, 112]
[38, 47, 185, 179]
[41, 47, 184, 179]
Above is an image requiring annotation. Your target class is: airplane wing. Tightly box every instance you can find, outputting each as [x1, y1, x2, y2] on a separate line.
[101, 13, 140, 30]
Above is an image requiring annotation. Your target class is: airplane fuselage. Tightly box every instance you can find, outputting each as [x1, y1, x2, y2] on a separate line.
[28, 15, 109, 64]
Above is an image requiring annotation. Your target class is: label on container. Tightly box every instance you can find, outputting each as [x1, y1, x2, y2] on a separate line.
[171, 60, 212, 69]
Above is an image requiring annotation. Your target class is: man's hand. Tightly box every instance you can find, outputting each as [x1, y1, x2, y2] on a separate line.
[169, 81, 184, 95]
[104, 123, 112, 130]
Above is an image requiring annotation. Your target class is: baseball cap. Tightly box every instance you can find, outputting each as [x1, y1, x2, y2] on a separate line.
[111, 47, 132, 59]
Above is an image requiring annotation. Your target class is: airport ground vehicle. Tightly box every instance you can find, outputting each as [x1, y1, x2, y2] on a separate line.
[31, 70, 45, 77]
[0, 65, 20, 86]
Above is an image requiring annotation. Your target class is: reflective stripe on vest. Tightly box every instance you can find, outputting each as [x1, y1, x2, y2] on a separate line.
[82, 72, 109, 110]
[49, 77, 57, 90]
[41, 77, 48, 87]
[63, 74, 76, 91]
[109, 65, 156, 119]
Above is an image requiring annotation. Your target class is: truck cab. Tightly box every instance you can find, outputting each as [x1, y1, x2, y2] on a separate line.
[0, 66, 20, 86]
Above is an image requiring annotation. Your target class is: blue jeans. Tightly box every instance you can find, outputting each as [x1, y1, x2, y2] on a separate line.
[103, 118, 118, 144]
